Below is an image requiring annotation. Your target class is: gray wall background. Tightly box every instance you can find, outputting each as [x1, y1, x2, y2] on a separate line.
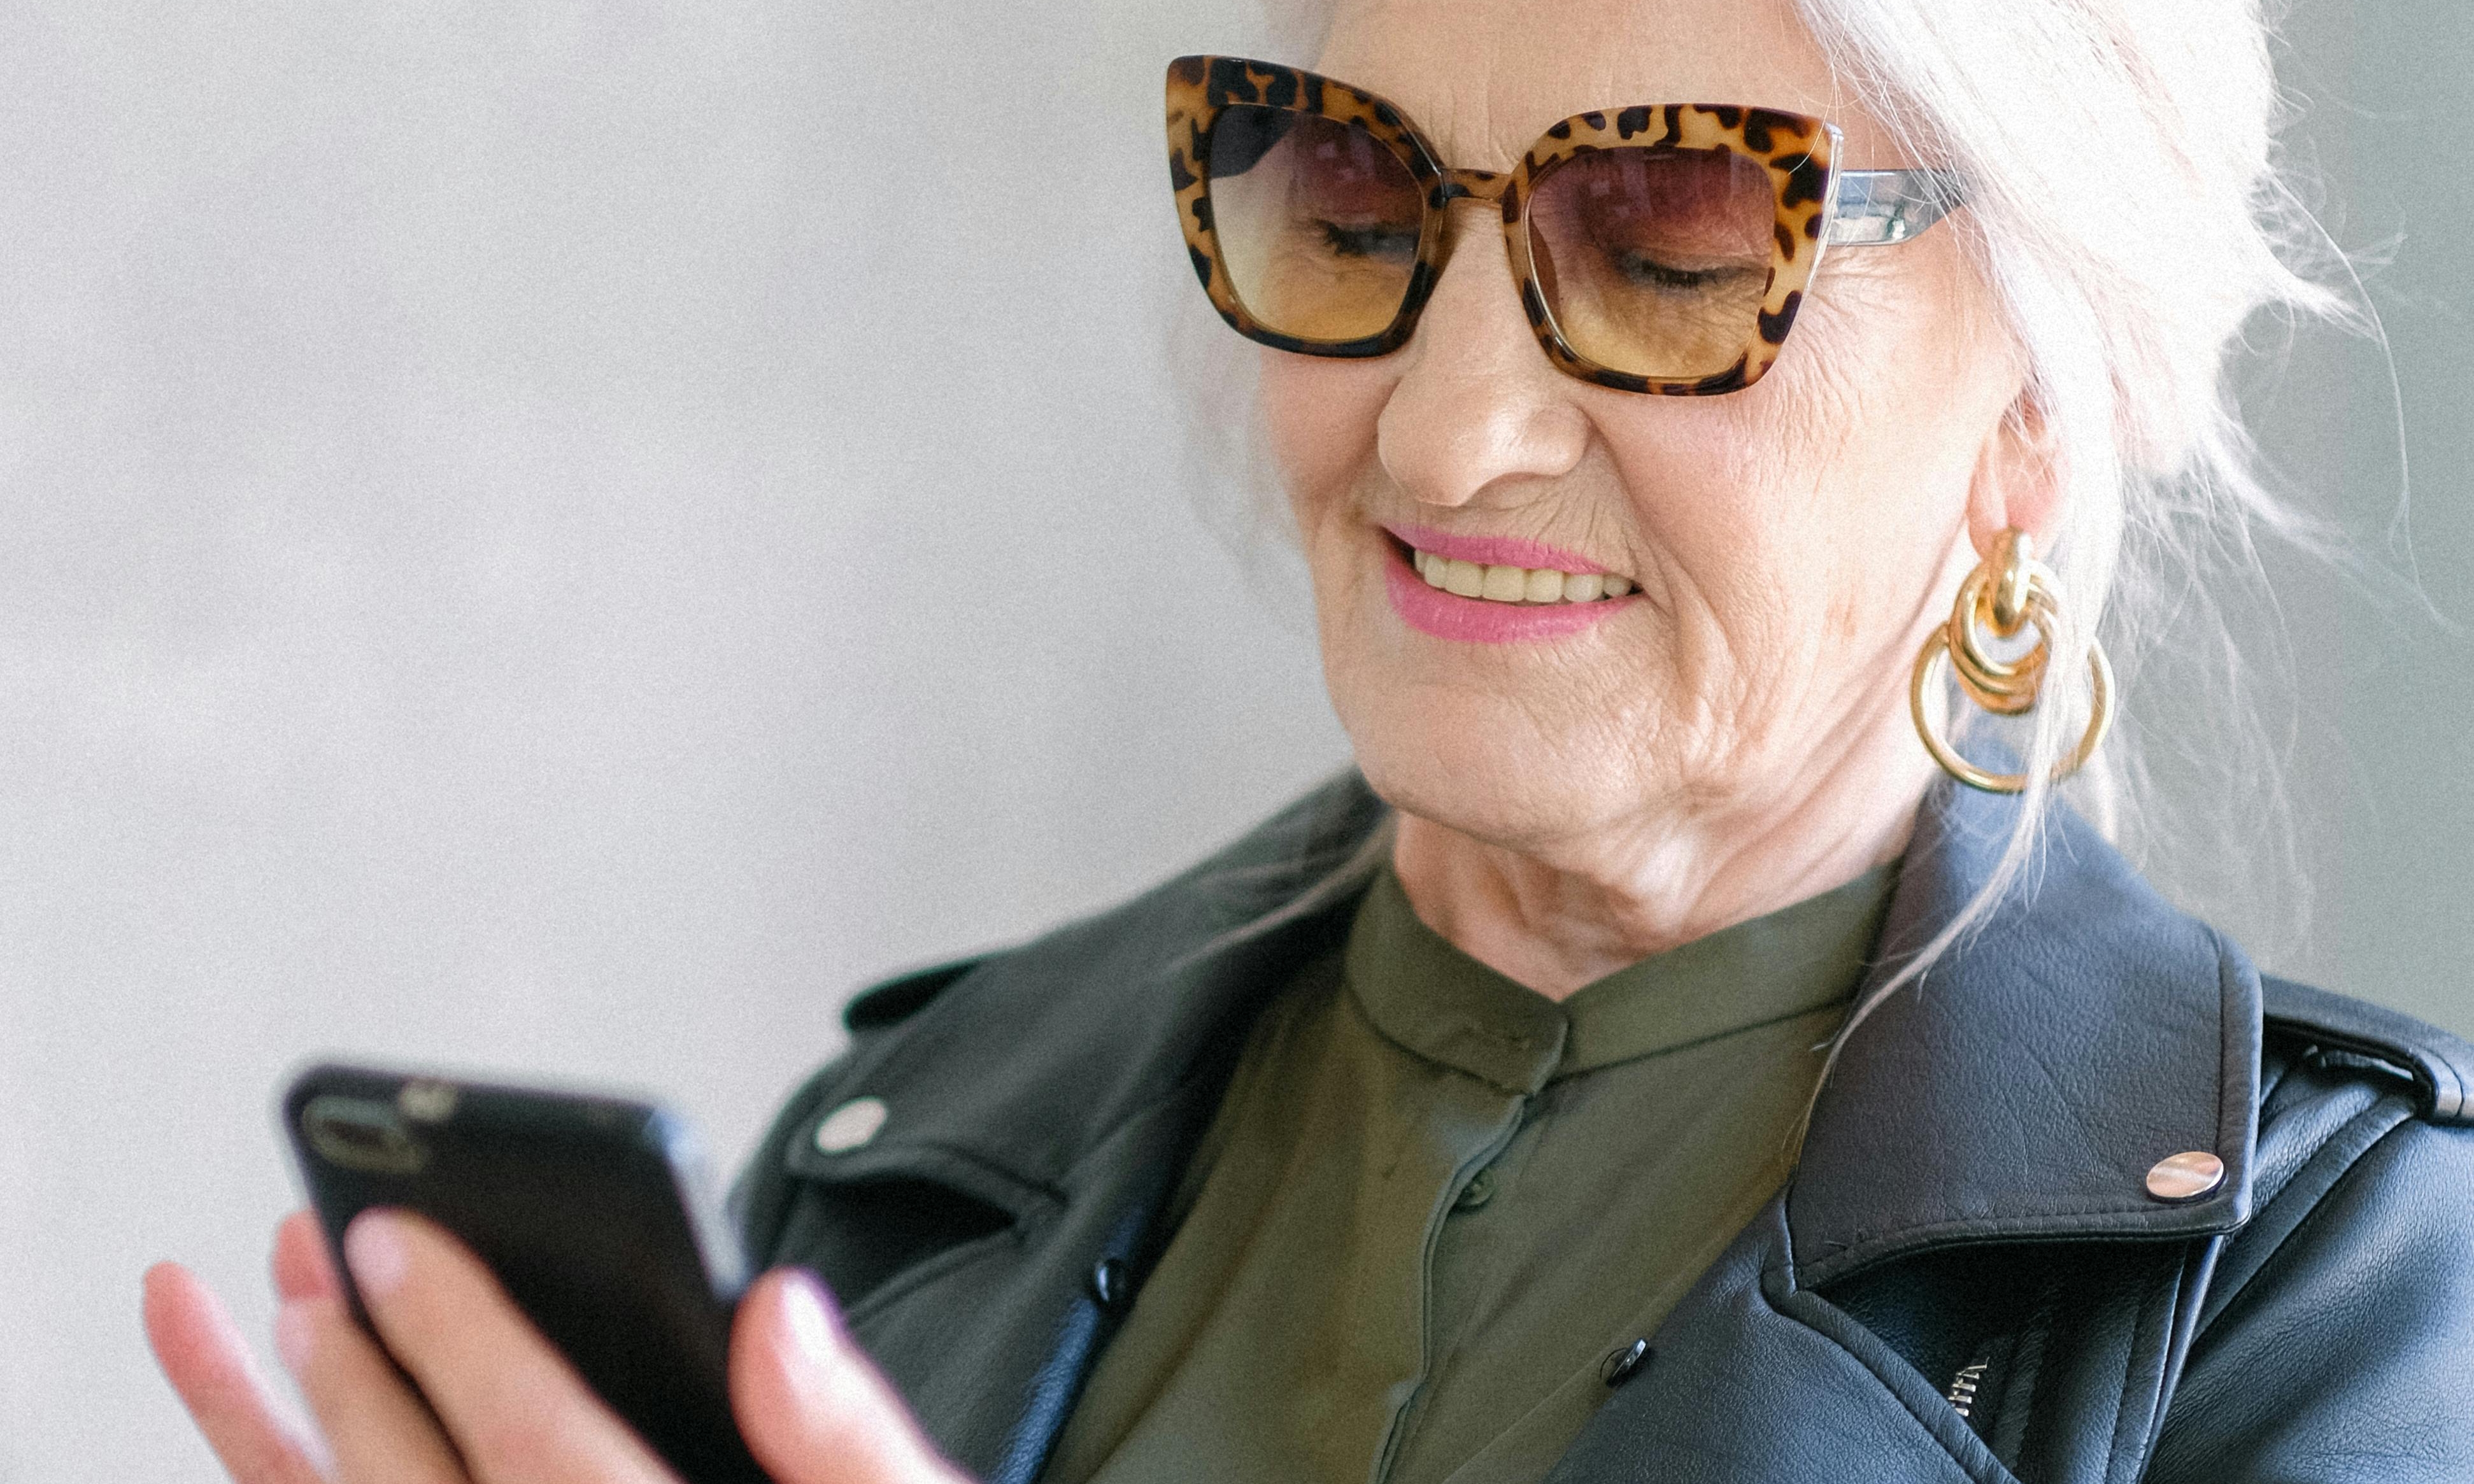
[0, 1, 2463, 1478]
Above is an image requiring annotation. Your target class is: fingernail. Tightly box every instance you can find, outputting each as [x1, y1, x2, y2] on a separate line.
[273, 1212, 338, 1302]
[343, 1212, 408, 1298]
[780, 1271, 836, 1366]
[274, 1301, 313, 1373]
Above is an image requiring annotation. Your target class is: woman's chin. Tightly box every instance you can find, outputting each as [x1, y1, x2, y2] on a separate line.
[1349, 719, 1648, 854]
[1318, 570, 1677, 847]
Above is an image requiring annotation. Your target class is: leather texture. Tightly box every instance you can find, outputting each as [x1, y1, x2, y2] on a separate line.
[736, 772, 2474, 1483]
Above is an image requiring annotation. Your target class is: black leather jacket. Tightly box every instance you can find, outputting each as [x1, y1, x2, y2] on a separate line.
[736, 774, 2474, 1483]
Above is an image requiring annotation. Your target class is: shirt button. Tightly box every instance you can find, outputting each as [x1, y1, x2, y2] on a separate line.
[1453, 1168, 1497, 1211]
[1090, 1256, 1129, 1308]
[1600, 1338, 1653, 1388]
[813, 1096, 888, 1154]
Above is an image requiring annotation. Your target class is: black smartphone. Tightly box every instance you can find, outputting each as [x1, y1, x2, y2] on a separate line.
[281, 1062, 769, 1483]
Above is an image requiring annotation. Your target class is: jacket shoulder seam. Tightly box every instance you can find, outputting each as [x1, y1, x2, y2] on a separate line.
[2259, 975, 2473, 1126]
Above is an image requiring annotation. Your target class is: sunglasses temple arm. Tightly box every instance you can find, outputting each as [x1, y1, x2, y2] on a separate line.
[1823, 168, 1968, 246]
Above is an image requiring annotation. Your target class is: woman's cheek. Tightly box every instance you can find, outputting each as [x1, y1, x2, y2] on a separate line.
[1260, 351, 1390, 506]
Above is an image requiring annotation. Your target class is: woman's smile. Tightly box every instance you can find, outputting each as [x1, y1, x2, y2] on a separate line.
[1378, 519, 1639, 643]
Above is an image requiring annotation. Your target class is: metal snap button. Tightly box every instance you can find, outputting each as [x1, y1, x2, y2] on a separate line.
[1600, 1338, 1652, 1388]
[2144, 1150, 2224, 1202]
[1090, 1256, 1129, 1308]
[813, 1096, 888, 1154]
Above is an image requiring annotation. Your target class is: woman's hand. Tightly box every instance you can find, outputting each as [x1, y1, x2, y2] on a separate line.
[143, 1210, 969, 1484]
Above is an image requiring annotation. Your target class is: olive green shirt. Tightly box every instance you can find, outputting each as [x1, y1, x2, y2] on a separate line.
[1044, 862, 1896, 1484]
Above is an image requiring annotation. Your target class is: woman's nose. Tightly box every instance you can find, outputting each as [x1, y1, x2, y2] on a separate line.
[1375, 203, 1590, 509]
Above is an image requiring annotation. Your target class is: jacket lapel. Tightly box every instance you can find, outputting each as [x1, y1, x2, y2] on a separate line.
[1542, 1198, 2008, 1484]
[1554, 780, 2261, 1483]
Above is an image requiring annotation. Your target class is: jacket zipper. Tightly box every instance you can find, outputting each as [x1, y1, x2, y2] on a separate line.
[1946, 1357, 1991, 1418]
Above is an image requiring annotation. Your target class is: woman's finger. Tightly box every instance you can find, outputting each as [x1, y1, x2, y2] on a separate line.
[730, 1269, 968, 1484]
[274, 1209, 338, 1303]
[341, 1210, 676, 1484]
[255, 1207, 464, 1484]
[141, 1262, 329, 1484]
[276, 1289, 467, 1484]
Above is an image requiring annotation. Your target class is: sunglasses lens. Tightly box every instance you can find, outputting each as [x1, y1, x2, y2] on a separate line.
[1526, 147, 1777, 381]
[1205, 105, 1423, 343]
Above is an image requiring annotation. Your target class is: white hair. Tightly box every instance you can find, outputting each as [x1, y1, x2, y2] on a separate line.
[1176, 0, 2371, 1007]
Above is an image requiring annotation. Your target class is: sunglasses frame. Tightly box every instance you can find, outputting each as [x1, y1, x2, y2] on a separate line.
[1165, 55, 1961, 396]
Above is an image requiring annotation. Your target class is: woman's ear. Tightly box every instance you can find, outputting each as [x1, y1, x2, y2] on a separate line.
[1965, 392, 2064, 558]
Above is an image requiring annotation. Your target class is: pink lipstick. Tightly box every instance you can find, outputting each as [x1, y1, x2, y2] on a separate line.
[1379, 529, 1635, 645]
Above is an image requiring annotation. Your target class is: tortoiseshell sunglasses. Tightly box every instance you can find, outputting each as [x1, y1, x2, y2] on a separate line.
[1165, 55, 1964, 395]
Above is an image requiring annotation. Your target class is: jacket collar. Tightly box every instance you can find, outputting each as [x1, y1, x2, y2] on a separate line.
[1787, 778, 2259, 1287]
[795, 771, 2259, 1281]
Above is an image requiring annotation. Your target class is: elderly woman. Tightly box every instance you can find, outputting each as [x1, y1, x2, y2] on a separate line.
[146, 0, 2473, 1480]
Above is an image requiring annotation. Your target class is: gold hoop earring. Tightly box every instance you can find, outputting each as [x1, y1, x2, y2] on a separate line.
[1910, 528, 2114, 794]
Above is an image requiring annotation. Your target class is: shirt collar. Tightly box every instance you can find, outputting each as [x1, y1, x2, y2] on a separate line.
[1342, 863, 1896, 1094]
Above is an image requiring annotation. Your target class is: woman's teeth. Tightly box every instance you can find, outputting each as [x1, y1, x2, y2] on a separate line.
[1411, 549, 1634, 605]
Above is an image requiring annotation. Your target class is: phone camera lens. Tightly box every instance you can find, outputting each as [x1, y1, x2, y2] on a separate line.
[302, 1095, 429, 1175]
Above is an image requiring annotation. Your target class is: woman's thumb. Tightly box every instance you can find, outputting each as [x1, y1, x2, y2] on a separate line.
[730, 1268, 971, 1484]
